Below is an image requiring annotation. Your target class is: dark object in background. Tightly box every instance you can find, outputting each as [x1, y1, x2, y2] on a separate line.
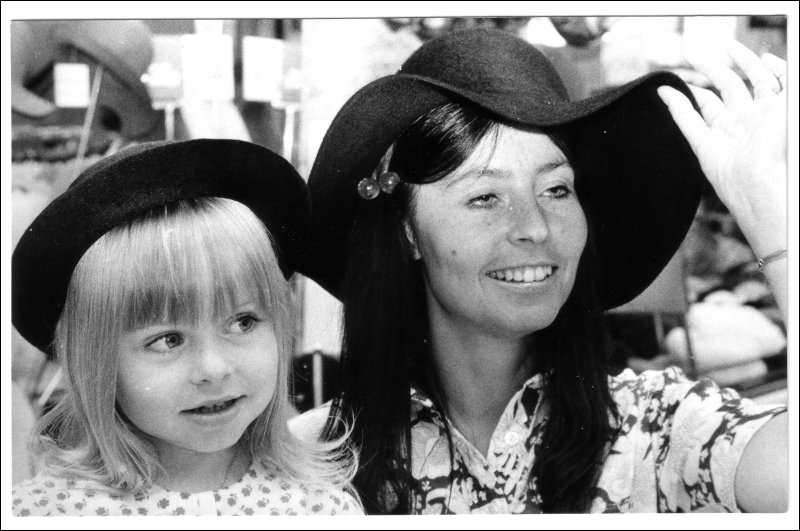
[548, 17, 614, 46]
[384, 16, 612, 45]
[12, 124, 114, 163]
[291, 352, 341, 413]
[384, 17, 530, 41]
[749, 15, 788, 29]
[606, 314, 678, 372]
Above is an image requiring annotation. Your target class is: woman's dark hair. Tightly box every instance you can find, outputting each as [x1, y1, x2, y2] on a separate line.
[323, 101, 619, 513]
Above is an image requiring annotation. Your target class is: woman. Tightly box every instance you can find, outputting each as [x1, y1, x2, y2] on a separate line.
[296, 29, 787, 513]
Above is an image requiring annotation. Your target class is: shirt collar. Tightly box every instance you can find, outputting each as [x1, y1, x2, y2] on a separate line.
[410, 372, 546, 425]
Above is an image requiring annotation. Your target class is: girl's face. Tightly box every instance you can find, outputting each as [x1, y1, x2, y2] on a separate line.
[409, 126, 587, 339]
[116, 303, 278, 458]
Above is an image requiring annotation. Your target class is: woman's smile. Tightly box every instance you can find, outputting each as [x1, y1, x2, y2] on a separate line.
[486, 264, 556, 283]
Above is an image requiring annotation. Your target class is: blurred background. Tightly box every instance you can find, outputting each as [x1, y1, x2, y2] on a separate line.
[9, 15, 788, 484]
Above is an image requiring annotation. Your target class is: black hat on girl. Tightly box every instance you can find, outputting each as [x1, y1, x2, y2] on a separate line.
[12, 139, 309, 355]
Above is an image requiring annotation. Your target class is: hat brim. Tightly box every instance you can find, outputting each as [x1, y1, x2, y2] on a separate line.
[300, 71, 703, 309]
[12, 139, 309, 355]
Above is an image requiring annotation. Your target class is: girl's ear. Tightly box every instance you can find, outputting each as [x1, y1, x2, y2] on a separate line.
[403, 220, 422, 260]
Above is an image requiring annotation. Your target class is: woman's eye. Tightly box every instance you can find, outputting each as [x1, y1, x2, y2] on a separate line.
[146, 332, 183, 353]
[542, 185, 572, 198]
[468, 193, 498, 208]
[227, 314, 261, 334]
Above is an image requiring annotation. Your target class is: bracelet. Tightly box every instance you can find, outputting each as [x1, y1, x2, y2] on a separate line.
[756, 248, 787, 271]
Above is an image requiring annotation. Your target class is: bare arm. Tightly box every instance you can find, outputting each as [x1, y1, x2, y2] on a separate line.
[734, 413, 788, 512]
[659, 41, 788, 514]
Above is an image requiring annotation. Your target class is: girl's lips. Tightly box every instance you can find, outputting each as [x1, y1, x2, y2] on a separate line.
[183, 397, 240, 415]
[180, 396, 244, 428]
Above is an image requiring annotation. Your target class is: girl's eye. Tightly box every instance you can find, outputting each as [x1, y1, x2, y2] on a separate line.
[468, 193, 499, 208]
[227, 314, 261, 335]
[146, 332, 184, 353]
[542, 185, 572, 198]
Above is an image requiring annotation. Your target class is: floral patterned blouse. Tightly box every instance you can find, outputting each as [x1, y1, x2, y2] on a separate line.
[408, 367, 785, 514]
[12, 457, 362, 516]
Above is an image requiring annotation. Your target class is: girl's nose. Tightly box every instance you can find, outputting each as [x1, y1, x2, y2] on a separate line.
[190, 339, 233, 385]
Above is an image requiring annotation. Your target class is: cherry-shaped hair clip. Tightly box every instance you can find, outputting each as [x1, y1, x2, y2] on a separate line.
[357, 172, 401, 200]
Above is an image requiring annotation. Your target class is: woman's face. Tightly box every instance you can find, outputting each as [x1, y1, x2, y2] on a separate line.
[408, 125, 587, 339]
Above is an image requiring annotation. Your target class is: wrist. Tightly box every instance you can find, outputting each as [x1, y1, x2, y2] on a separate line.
[726, 197, 787, 260]
[757, 249, 787, 272]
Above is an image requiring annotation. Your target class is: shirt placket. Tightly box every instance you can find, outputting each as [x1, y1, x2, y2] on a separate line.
[454, 390, 539, 509]
[410, 377, 544, 514]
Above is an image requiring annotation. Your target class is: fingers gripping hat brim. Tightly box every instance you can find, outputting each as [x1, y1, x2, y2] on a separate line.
[12, 139, 310, 355]
[299, 29, 704, 308]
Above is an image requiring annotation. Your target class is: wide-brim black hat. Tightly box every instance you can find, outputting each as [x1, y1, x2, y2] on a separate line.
[299, 29, 704, 309]
[12, 139, 310, 355]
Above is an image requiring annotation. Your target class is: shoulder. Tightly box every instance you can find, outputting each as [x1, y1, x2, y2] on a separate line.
[12, 474, 59, 516]
[607, 366, 786, 452]
[609, 366, 690, 395]
[243, 459, 363, 515]
[608, 366, 709, 413]
[12, 473, 111, 516]
[288, 402, 332, 442]
[302, 483, 364, 515]
[609, 366, 786, 422]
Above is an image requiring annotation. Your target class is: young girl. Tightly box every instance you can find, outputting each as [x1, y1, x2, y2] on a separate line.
[12, 139, 362, 516]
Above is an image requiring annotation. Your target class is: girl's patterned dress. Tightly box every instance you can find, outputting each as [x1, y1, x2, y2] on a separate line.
[13, 458, 362, 516]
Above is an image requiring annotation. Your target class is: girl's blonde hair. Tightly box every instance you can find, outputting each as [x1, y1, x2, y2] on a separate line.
[34, 197, 356, 494]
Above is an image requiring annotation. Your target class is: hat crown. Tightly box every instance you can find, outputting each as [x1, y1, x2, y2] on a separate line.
[399, 29, 570, 105]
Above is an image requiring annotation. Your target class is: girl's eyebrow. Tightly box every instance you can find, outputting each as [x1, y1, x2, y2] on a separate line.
[124, 322, 177, 336]
[232, 301, 258, 311]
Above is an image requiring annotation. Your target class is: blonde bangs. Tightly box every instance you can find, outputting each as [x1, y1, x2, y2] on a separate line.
[83, 198, 288, 334]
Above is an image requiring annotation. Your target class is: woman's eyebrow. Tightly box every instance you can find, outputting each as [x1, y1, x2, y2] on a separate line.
[446, 159, 571, 188]
[537, 159, 571, 174]
[445, 168, 508, 188]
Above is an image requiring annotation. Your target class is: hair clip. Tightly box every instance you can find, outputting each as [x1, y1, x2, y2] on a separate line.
[357, 172, 402, 200]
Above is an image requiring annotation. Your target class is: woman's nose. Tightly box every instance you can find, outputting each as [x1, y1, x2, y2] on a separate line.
[508, 198, 550, 244]
[190, 339, 233, 385]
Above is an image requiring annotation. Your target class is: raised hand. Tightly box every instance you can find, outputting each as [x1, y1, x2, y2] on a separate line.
[657, 41, 787, 318]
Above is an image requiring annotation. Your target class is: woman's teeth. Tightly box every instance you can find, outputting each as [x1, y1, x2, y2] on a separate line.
[488, 266, 553, 283]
